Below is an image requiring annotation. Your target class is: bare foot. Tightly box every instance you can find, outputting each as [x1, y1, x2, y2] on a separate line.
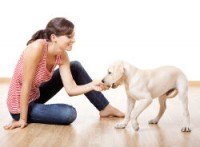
[99, 104, 125, 118]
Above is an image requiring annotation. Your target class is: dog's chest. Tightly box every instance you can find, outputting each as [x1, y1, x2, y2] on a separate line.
[126, 89, 140, 100]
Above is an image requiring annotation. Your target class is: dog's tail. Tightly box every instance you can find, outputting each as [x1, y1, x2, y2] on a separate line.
[165, 88, 178, 98]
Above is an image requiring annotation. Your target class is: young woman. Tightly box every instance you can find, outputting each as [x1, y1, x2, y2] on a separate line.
[4, 17, 124, 130]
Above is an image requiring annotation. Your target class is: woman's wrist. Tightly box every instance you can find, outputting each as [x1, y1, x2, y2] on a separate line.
[20, 118, 27, 122]
[20, 115, 27, 123]
[87, 82, 94, 91]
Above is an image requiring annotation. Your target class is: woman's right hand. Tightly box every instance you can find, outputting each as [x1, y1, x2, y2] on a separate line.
[4, 119, 28, 130]
[90, 80, 109, 91]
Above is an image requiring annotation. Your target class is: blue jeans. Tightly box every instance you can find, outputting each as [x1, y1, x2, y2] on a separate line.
[10, 61, 109, 125]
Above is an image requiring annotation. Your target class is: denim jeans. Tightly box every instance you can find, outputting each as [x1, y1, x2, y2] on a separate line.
[10, 61, 109, 125]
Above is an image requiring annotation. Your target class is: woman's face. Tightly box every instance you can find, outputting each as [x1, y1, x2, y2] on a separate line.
[56, 31, 75, 51]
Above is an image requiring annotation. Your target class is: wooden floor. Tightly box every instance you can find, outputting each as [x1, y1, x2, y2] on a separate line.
[0, 81, 200, 147]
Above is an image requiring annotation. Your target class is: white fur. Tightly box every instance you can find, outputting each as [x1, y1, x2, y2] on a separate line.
[102, 61, 191, 132]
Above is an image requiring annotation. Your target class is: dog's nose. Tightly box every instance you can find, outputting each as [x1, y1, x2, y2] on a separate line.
[101, 79, 105, 83]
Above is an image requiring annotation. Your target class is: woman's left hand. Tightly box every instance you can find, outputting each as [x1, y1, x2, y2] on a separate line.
[4, 119, 28, 130]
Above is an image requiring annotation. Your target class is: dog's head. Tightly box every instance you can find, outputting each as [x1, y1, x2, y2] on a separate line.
[102, 61, 125, 89]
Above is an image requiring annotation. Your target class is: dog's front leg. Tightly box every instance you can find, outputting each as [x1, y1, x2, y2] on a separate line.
[115, 97, 135, 129]
[130, 93, 153, 131]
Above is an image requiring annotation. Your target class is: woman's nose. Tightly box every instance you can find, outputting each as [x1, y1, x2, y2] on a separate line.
[71, 37, 75, 43]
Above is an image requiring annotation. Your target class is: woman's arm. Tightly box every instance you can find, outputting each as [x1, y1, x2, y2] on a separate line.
[20, 41, 44, 122]
[59, 52, 105, 96]
[4, 40, 44, 130]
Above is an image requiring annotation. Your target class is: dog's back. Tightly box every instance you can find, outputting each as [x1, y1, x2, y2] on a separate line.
[144, 66, 188, 98]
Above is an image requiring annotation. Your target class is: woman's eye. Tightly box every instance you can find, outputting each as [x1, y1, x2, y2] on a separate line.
[66, 34, 73, 38]
[108, 72, 111, 74]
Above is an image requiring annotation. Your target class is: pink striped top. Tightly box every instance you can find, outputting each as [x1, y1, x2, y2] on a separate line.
[7, 39, 62, 114]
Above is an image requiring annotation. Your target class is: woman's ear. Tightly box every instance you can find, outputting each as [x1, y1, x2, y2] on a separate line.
[50, 34, 57, 42]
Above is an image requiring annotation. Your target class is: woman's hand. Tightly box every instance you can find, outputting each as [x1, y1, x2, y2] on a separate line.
[4, 119, 28, 130]
[90, 80, 109, 91]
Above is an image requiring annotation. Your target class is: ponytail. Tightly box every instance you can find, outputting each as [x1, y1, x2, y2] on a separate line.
[27, 29, 50, 45]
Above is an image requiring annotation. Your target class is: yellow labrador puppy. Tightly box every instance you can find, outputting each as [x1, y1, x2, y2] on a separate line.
[102, 61, 191, 132]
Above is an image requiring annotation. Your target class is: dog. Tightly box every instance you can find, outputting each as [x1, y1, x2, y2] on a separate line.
[102, 61, 191, 132]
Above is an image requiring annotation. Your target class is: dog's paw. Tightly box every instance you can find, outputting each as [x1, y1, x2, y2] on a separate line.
[115, 123, 127, 129]
[132, 122, 139, 131]
[132, 125, 139, 131]
[181, 127, 191, 132]
[148, 119, 158, 124]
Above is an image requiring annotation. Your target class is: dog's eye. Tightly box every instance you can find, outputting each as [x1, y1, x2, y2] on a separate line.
[108, 72, 112, 74]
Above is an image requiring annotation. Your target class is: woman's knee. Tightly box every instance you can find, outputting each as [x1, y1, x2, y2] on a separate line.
[60, 105, 77, 125]
[67, 106, 77, 124]
[70, 60, 82, 70]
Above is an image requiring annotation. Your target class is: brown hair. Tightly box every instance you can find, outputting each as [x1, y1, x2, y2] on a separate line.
[27, 17, 74, 45]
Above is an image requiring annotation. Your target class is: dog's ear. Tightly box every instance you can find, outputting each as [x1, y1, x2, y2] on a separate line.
[120, 61, 125, 73]
[123, 66, 126, 73]
[121, 61, 129, 74]
[117, 62, 124, 73]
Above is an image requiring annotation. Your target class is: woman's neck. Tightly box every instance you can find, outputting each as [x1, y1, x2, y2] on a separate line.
[47, 42, 58, 57]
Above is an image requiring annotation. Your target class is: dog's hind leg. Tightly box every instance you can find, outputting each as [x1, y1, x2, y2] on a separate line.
[149, 95, 167, 124]
[177, 76, 191, 132]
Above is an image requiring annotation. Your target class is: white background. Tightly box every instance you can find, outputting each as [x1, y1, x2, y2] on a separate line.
[0, 0, 199, 80]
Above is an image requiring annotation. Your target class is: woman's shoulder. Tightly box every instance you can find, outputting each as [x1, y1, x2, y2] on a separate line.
[24, 39, 46, 58]
[27, 39, 46, 49]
